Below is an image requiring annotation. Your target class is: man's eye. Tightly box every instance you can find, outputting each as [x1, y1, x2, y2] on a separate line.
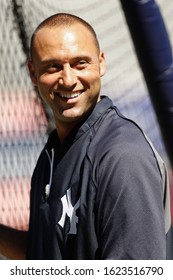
[75, 60, 88, 68]
[79, 60, 86, 64]
[47, 64, 61, 71]
[79, 60, 87, 65]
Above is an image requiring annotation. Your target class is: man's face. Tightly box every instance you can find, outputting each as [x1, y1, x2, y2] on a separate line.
[28, 24, 106, 129]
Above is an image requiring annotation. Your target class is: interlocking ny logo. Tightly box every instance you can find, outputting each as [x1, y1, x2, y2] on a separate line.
[58, 188, 80, 234]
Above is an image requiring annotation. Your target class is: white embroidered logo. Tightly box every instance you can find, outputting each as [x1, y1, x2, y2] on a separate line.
[58, 188, 80, 234]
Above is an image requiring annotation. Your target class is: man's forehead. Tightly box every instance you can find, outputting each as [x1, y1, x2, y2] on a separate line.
[34, 24, 95, 48]
[36, 22, 88, 36]
[31, 23, 99, 59]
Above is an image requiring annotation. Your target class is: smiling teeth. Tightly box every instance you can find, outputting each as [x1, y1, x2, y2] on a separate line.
[56, 92, 81, 99]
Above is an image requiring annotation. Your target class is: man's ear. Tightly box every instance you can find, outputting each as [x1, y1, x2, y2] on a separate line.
[27, 60, 37, 86]
[99, 51, 106, 77]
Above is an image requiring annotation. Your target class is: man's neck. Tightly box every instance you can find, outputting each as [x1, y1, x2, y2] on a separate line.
[55, 121, 79, 144]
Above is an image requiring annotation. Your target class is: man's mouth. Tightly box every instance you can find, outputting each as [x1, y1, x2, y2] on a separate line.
[53, 91, 82, 99]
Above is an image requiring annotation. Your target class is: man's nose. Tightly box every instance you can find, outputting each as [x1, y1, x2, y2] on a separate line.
[58, 65, 77, 88]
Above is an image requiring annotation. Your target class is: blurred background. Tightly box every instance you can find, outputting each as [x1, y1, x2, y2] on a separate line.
[0, 0, 173, 251]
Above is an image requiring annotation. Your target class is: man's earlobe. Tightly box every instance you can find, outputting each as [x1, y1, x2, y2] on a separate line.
[27, 60, 37, 85]
[99, 52, 106, 77]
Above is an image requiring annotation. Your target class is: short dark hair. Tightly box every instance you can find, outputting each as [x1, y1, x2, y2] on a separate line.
[30, 13, 100, 59]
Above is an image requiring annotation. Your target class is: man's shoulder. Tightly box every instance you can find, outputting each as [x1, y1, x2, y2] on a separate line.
[92, 106, 145, 146]
[88, 106, 152, 161]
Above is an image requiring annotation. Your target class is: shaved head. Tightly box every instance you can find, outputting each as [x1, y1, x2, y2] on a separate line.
[30, 13, 100, 59]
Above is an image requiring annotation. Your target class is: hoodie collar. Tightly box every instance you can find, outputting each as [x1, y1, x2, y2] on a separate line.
[74, 96, 113, 140]
[46, 96, 113, 149]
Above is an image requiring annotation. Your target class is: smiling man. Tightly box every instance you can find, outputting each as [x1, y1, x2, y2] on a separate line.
[28, 15, 105, 143]
[26, 13, 171, 260]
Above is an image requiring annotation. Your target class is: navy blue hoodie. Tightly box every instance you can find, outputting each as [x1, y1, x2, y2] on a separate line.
[27, 96, 171, 259]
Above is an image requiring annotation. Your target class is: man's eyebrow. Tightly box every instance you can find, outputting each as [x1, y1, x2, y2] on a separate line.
[71, 55, 91, 60]
[40, 58, 60, 65]
[40, 55, 91, 65]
